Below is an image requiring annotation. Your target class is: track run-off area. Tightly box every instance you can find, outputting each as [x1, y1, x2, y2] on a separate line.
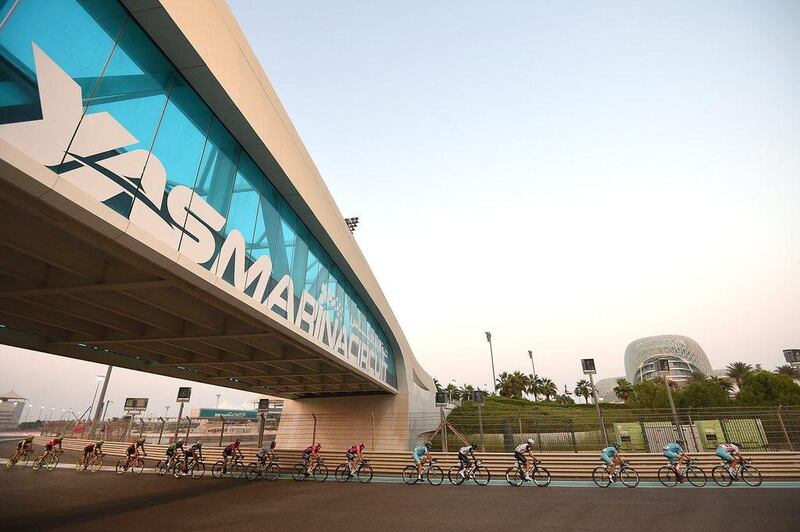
[2, 444, 799, 531]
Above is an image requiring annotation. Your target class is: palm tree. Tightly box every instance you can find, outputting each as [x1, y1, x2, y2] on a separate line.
[652, 375, 679, 389]
[444, 383, 459, 402]
[613, 378, 634, 403]
[458, 383, 475, 402]
[726, 362, 753, 389]
[528, 374, 543, 401]
[496, 372, 513, 398]
[433, 378, 443, 393]
[710, 376, 734, 393]
[540, 378, 557, 401]
[776, 365, 800, 380]
[574, 380, 592, 404]
[689, 370, 707, 381]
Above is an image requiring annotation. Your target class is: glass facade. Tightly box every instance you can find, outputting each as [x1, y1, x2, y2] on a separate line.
[0, 0, 396, 387]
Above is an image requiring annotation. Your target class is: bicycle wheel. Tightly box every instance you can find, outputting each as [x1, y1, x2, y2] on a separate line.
[32, 457, 44, 471]
[402, 465, 419, 485]
[619, 466, 639, 488]
[712, 465, 733, 487]
[335, 463, 351, 483]
[448, 466, 465, 485]
[90, 458, 103, 473]
[231, 462, 245, 479]
[357, 464, 373, 484]
[532, 466, 551, 487]
[75, 458, 84, 472]
[18, 453, 30, 468]
[313, 462, 328, 482]
[427, 465, 444, 485]
[155, 460, 168, 476]
[245, 463, 260, 481]
[191, 462, 205, 479]
[47, 454, 60, 471]
[505, 466, 524, 487]
[292, 463, 307, 481]
[657, 465, 677, 487]
[173, 461, 186, 479]
[116, 458, 127, 475]
[132, 458, 145, 475]
[592, 466, 611, 488]
[265, 463, 281, 481]
[685, 466, 707, 487]
[741, 465, 763, 487]
[473, 466, 491, 486]
[212, 461, 226, 478]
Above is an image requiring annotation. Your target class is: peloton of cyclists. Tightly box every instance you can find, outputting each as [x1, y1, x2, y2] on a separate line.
[600, 442, 622, 479]
[37, 434, 63, 463]
[303, 443, 322, 473]
[82, 440, 104, 469]
[411, 441, 432, 481]
[662, 440, 688, 476]
[222, 438, 243, 473]
[457, 442, 478, 478]
[256, 440, 276, 465]
[716, 441, 743, 477]
[183, 441, 203, 473]
[514, 438, 538, 480]
[124, 437, 147, 468]
[346, 442, 365, 475]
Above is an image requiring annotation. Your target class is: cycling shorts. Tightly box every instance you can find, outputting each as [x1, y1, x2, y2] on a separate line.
[663, 450, 680, 463]
[223, 448, 234, 457]
[716, 448, 734, 463]
[184, 450, 194, 458]
[166, 448, 175, 457]
[127, 447, 136, 456]
[514, 451, 527, 465]
[412, 451, 424, 464]
[84, 447, 94, 454]
[302, 451, 312, 461]
[45, 443, 54, 451]
[346, 452, 356, 461]
[458, 453, 470, 467]
[600, 453, 613, 466]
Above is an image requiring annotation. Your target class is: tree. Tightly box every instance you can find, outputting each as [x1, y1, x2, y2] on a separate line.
[496, 372, 530, 399]
[458, 383, 475, 402]
[554, 394, 575, 405]
[677, 378, 730, 408]
[710, 376, 734, 393]
[613, 378, 634, 403]
[775, 365, 800, 380]
[629, 380, 671, 409]
[445, 383, 459, 401]
[540, 378, 557, 401]
[689, 370, 707, 382]
[736, 371, 800, 406]
[726, 362, 753, 389]
[574, 380, 592, 404]
[528, 374, 543, 401]
[433, 378, 443, 393]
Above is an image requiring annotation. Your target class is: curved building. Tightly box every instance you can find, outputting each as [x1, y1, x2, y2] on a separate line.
[624, 335, 712, 384]
[0, 0, 435, 448]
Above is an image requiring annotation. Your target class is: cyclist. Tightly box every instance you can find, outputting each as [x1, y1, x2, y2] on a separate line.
[600, 442, 622, 480]
[82, 440, 104, 469]
[457, 442, 477, 478]
[716, 441, 742, 477]
[37, 434, 63, 463]
[183, 441, 203, 473]
[125, 437, 147, 468]
[15, 435, 35, 460]
[346, 442, 366, 474]
[411, 441, 432, 481]
[662, 440, 688, 476]
[302, 443, 322, 473]
[222, 438, 243, 473]
[165, 439, 184, 468]
[514, 438, 537, 480]
[256, 440, 276, 465]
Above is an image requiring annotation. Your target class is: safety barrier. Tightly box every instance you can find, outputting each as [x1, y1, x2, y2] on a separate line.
[33, 437, 800, 479]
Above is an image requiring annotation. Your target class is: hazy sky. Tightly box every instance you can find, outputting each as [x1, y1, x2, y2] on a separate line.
[2, 0, 799, 415]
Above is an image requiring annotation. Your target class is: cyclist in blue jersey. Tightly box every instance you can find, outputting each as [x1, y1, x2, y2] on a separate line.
[412, 441, 432, 481]
[662, 440, 687, 476]
[600, 442, 622, 479]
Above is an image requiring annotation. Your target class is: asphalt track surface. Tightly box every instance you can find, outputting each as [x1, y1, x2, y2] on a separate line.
[2, 443, 799, 531]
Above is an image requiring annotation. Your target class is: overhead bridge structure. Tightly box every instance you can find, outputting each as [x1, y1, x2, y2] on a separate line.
[0, 0, 435, 447]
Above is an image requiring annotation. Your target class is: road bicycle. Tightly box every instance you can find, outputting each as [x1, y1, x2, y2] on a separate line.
[292, 457, 329, 481]
[505, 458, 551, 487]
[212, 456, 246, 479]
[448, 459, 491, 486]
[116, 453, 147, 475]
[335, 459, 374, 484]
[245, 456, 281, 481]
[402, 458, 444, 485]
[33, 450, 63, 472]
[6, 447, 34, 469]
[76, 452, 104, 473]
[712, 458, 762, 487]
[155, 455, 180, 476]
[173, 456, 206, 479]
[592, 460, 639, 488]
[657, 458, 707, 487]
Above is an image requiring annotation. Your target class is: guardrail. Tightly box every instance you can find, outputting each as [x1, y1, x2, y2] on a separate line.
[33, 437, 800, 479]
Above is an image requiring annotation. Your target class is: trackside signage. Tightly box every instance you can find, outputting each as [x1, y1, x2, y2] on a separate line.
[0, 45, 394, 388]
[198, 409, 257, 419]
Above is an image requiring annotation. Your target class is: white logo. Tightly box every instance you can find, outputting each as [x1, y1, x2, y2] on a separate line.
[0, 44, 390, 385]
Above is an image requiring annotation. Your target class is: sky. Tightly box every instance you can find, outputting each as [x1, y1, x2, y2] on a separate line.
[2, 0, 799, 415]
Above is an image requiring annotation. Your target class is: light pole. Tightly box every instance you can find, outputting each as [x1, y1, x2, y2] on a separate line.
[101, 400, 112, 422]
[89, 366, 112, 439]
[581, 358, 609, 445]
[657, 358, 682, 440]
[37, 406, 44, 421]
[528, 350, 537, 400]
[21, 404, 32, 425]
[215, 394, 221, 408]
[485, 332, 497, 394]
[85, 374, 104, 420]
[164, 405, 170, 418]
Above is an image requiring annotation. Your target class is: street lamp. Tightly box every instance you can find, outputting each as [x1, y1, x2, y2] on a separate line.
[101, 400, 112, 422]
[86, 374, 105, 420]
[528, 349, 537, 400]
[21, 404, 32, 425]
[38, 406, 44, 421]
[485, 332, 497, 394]
[657, 358, 682, 441]
[581, 358, 609, 445]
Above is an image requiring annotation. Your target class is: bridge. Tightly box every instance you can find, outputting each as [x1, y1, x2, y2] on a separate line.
[0, 0, 435, 447]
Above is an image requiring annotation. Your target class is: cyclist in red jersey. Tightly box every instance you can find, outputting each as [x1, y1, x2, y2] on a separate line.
[346, 442, 365, 475]
[37, 434, 63, 463]
[302, 443, 321, 473]
[222, 438, 243, 473]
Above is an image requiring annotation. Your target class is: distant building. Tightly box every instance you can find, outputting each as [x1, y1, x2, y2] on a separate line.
[0, 391, 27, 431]
[784, 349, 800, 370]
[594, 377, 624, 403]
[624, 335, 713, 385]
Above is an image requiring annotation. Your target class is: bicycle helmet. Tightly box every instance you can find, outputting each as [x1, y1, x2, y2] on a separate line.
[424, 441, 432, 449]
[196, 441, 203, 447]
[527, 438, 535, 445]
[612, 442, 620, 450]
[470, 442, 477, 449]
[234, 438, 240, 445]
[96, 440, 104, 446]
[177, 439, 184, 446]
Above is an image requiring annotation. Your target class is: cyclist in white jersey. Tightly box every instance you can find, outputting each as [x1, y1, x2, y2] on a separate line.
[457, 443, 477, 478]
[514, 439, 537, 480]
